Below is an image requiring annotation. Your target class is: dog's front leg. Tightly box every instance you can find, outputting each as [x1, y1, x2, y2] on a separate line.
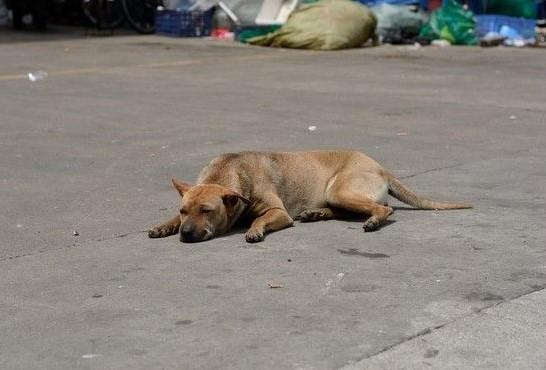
[148, 215, 181, 238]
[245, 208, 294, 243]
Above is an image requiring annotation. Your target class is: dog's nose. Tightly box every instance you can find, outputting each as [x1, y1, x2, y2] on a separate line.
[180, 224, 196, 242]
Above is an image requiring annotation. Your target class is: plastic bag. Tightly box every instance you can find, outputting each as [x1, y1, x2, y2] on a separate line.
[372, 3, 428, 44]
[419, 0, 478, 45]
[474, 0, 536, 20]
[248, 0, 377, 50]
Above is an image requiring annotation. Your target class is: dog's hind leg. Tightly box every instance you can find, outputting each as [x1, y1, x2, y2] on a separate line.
[148, 215, 181, 238]
[245, 208, 294, 243]
[326, 173, 393, 232]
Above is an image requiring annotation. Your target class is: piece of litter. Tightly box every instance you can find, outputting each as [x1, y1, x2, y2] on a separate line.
[409, 42, 422, 50]
[92, 293, 103, 298]
[73, 231, 79, 236]
[16, 224, 23, 228]
[27, 70, 48, 82]
[509, 115, 517, 120]
[396, 131, 409, 136]
[308, 125, 317, 131]
[268, 282, 284, 288]
[118, 285, 125, 289]
[81, 354, 99, 359]
[336, 272, 345, 280]
[436, 279, 441, 282]
[287, 259, 292, 262]
[160, 145, 169, 149]
[431, 39, 451, 47]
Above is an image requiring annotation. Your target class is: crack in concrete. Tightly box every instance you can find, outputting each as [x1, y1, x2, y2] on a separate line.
[0, 230, 147, 262]
[342, 284, 546, 369]
[398, 163, 465, 180]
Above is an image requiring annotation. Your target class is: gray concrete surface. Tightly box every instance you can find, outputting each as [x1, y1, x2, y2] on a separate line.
[1, 28, 545, 369]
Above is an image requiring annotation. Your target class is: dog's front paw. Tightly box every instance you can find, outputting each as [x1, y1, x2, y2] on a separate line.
[245, 229, 265, 243]
[362, 217, 379, 232]
[148, 225, 174, 238]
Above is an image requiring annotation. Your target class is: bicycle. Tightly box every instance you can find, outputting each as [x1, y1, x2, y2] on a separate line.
[82, 0, 161, 34]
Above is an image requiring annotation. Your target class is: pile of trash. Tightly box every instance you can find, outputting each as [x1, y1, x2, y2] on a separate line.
[155, 0, 542, 49]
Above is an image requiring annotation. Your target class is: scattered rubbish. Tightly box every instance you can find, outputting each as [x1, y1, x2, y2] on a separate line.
[235, 25, 281, 43]
[255, 0, 298, 25]
[118, 285, 125, 289]
[160, 145, 169, 150]
[268, 282, 284, 288]
[509, 115, 517, 120]
[248, 0, 377, 50]
[211, 28, 234, 39]
[419, 0, 478, 45]
[92, 293, 103, 298]
[476, 15, 536, 47]
[396, 130, 409, 136]
[16, 224, 23, 228]
[372, 3, 428, 45]
[308, 125, 317, 131]
[408, 42, 422, 50]
[287, 258, 292, 262]
[479, 32, 505, 47]
[27, 70, 48, 82]
[431, 39, 450, 47]
[322, 271, 345, 294]
[73, 230, 79, 236]
[81, 354, 100, 359]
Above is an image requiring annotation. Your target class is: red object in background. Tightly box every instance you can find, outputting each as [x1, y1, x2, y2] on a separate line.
[212, 28, 233, 39]
[428, 0, 442, 10]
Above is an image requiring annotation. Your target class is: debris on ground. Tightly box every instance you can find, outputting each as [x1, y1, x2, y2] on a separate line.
[27, 70, 48, 82]
[372, 3, 428, 45]
[419, 0, 478, 45]
[248, 0, 377, 50]
[268, 282, 284, 288]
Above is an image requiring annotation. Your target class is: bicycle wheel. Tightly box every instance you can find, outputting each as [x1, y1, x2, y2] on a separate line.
[82, 0, 125, 30]
[121, 0, 159, 34]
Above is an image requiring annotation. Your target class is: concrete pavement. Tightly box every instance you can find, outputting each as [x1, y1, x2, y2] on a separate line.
[1, 28, 545, 369]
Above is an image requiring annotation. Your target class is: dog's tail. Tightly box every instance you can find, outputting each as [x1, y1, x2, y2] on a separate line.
[387, 173, 472, 210]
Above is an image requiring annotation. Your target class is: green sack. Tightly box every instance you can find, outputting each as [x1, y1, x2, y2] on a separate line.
[419, 0, 478, 45]
[248, 0, 377, 51]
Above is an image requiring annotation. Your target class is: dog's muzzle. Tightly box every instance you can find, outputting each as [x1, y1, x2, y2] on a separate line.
[179, 223, 213, 243]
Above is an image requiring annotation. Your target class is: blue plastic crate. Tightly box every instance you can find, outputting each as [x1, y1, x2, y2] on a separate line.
[155, 9, 214, 37]
[476, 14, 536, 38]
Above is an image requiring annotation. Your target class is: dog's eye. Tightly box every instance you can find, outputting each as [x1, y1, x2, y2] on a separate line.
[201, 208, 212, 214]
[179, 209, 187, 215]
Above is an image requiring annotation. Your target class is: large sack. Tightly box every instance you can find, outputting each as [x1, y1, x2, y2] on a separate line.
[248, 0, 377, 50]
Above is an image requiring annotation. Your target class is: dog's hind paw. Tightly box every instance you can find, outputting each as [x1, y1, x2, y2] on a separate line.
[245, 230, 264, 243]
[362, 217, 380, 232]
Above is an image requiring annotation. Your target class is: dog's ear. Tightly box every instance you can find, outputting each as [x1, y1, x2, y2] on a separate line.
[222, 190, 251, 208]
[172, 178, 192, 197]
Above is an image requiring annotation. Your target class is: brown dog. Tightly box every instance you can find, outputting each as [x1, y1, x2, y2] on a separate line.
[148, 150, 471, 243]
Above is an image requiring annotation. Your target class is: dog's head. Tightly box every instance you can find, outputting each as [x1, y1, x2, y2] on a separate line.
[172, 178, 250, 243]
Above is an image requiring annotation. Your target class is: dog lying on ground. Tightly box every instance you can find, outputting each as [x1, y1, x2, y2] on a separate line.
[149, 150, 471, 243]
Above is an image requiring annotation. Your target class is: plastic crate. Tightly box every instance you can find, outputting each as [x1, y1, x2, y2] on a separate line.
[155, 9, 214, 37]
[476, 14, 536, 38]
